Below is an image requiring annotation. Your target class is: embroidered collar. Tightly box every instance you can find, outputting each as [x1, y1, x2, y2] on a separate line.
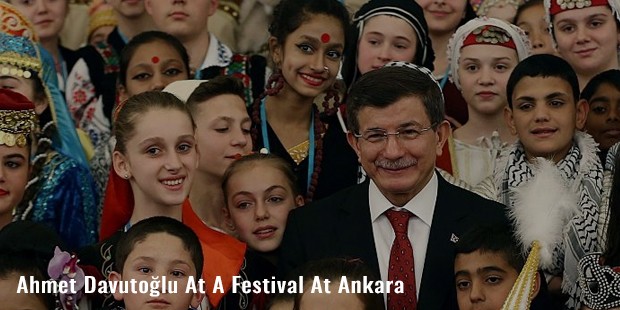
[198, 33, 232, 72]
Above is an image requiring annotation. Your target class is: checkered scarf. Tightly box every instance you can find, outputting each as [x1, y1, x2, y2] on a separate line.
[493, 131, 603, 309]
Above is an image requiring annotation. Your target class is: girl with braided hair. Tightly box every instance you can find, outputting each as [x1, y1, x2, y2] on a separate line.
[251, 0, 358, 202]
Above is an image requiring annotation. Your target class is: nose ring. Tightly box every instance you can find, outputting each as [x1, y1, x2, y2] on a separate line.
[324, 66, 329, 72]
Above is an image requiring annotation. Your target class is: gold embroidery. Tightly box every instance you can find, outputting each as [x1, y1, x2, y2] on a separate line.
[0, 108, 35, 147]
[288, 140, 309, 165]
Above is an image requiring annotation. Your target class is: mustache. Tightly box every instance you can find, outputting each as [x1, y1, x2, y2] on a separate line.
[374, 158, 417, 169]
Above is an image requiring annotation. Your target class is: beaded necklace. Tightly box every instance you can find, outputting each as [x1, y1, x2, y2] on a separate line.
[260, 98, 315, 195]
[252, 95, 325, 202]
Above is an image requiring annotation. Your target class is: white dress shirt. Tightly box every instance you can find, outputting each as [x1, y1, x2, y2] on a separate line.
[369, 172, 438, 303]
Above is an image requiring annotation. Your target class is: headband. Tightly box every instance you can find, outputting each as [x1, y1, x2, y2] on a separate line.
[0, 89, 36, 147]
[448, 17, 531, 90]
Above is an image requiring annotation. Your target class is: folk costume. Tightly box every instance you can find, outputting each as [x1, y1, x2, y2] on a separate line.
[475, 131, 603, 308]
[576, 142, 620, 310]
[0, 3, 98, 250]
[544, 0, 620, 49]
[437, 17, 530, 186]
[341, 0, 435, 90]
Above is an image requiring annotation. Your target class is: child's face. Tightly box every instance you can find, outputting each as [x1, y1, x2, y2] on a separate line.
[110, 232, 201, 310]
[485, 2, 517, 23]
[225, 164, 302, 252]
[0, 72, 47, 115]
[119, 40, 189, 102]
[552, 6, 620, 78]
[193, 94, 252, 179]
[417, 0, 468, 34]
[454, 250, 519, 310]
[0, 145, 30, 222]
[356, 15, 418, 75]
[270, 13, 344, 100]
[113, 108, 197, 209]
[0, 272, 48, 310]
[585, 82, 620, 150]
[457, 44, 518, 116]
[506, 76, 587, 161]
[299, 281, 365, 310]
[145, 0, 217, 40]
[9, 0, 68, 42]
[515, 4, 557, 56]
[108, 0, 147, 19]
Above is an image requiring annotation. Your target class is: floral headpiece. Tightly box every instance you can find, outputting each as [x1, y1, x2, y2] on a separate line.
[0, 89, 36, 147]
[448, 17, 531, 90]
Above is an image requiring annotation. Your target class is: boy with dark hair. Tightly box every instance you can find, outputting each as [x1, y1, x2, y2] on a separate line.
[581, 69, 620, 166]
[454, 225, 541, 310]
[109, 216, 204, 310]
[186, 76, 247, 113]
[475, 54, 602, 308]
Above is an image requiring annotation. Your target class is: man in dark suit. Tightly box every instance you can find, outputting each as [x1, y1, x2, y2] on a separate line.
[279, 63, 510, 309]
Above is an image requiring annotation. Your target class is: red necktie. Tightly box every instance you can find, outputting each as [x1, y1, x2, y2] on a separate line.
[385, 209, 417, 310]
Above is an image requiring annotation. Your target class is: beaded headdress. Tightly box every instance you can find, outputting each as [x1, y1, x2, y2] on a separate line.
[545, 0, 619, 16]
[448, 17, 531, 90]
[544, 0, 620, 49]
[0, 89, 36, 148]
[0, 2, 41, 79]
[578, 253, 620, 310]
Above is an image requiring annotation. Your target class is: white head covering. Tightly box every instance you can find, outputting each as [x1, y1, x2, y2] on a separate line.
[544, 0, 620, 48]
[447, 17, 531, 90]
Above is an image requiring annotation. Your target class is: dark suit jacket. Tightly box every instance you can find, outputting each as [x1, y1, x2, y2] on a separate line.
[279, 171, 510, 310]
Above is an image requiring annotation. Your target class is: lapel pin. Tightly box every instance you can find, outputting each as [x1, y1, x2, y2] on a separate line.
[450, 233, 459, 244]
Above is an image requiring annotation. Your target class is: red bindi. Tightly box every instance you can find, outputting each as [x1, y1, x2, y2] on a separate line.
[151, 56, 160, 64]
[321, 33, 330, 43]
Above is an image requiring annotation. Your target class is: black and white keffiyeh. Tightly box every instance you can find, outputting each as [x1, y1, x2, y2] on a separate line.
[483, 131, 603, 308]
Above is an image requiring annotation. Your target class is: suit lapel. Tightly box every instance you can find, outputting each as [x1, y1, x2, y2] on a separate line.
[417, 174, 467, 309]
[334, 182, 381, 276]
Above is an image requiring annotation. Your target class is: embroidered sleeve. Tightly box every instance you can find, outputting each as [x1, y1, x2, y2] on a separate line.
[65, 58, 110, 147]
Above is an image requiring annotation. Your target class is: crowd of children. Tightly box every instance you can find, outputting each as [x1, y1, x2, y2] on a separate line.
[1, 0, 620, 309]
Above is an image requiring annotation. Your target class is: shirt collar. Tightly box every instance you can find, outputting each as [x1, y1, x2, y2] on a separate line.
[199, 33, 232, 71]
[369, 171, 438, 226]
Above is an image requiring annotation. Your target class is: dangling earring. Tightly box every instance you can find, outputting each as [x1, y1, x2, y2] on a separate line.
[265, 68, 285, 96]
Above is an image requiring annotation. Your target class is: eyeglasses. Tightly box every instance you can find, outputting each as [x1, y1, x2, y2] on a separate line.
[353, 124, 435, 143]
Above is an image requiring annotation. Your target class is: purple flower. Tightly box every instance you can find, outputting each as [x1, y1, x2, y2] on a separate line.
[47, 246, 85, 309]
